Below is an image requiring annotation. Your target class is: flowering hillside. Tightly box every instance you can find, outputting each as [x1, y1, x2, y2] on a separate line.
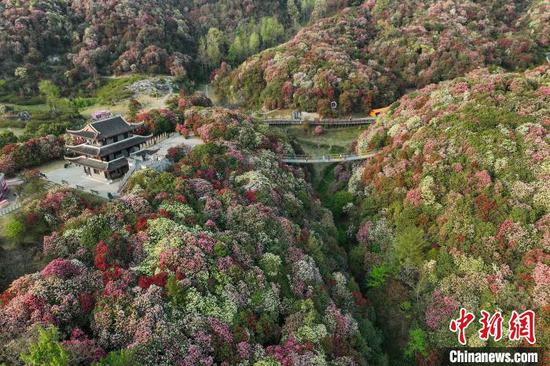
[213, 6, 398, 116]
[345, 65, 549, 362]
[0, 108, 384, 365]
[0, 0, 353, 92]
[0, 0, 194, 84]
[367, 0, 546, 88]
[214, 1, 547, 116]
[0, 135, 64, 176]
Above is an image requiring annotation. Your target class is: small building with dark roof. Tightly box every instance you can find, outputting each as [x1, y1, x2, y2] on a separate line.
[65, 114, 151, 180]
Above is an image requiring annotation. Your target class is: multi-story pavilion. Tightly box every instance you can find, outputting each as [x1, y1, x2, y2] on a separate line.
[65, 114, 150, 180]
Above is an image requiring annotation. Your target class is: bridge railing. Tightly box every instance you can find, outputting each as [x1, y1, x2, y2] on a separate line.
[0, 201, 22, 217]
[282, 153, 364, 160]
[263, 118, 375, 126]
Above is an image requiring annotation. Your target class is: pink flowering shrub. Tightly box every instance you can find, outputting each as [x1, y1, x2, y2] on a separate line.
[0, 261, 101, 338]
[313, 126, 325, 136]
[215, 2, 545, 116]
[0, 107, 381, 364]
[356, 221, 372, 245]
[62, 328, 106, 364]
[473, 170, 492, 189]
[424, 290, 459, 330]
[348, 64, 550, 357]
[41, 259, 83, 279]
[0, 135, 64, 176]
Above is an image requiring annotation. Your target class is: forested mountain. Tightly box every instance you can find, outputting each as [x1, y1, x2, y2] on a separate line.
[0, 107, 387, 365]
[213, 0, 548, 115]
[0, 1, 548, 365]
[0, 0, 352, 92]
[338, 64, 549, 362]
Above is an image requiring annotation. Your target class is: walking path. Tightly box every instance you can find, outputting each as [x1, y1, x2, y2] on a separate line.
[268, 115, 378, 164]
[281, 152, 375, 164]
[263, 117, 375, 127]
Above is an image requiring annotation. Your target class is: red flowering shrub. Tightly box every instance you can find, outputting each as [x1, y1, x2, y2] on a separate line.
[41, 259, 82, 279]
[137, 272, 167, 289]
[94, 241, 109, 271]
[0, 136, 64, 176]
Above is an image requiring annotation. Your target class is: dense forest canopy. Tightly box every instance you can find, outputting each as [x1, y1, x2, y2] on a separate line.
[0, 0, 354, 93]
[342, 64, 549, 363]
[0, 1, 548, 365]
[0, 107, 386, 365]
[213, 0, 548, 115]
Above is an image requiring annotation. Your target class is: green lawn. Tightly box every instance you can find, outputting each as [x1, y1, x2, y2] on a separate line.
[4, 103, 50, 113]
[0, 126, 25, 136]
[281, 125, 367, 156]
[82, 75, 177, 118]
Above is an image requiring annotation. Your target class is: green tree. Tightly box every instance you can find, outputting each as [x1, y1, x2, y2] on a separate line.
[14, 67, 29, 96]
[92, 350, 138, 366]
[199, 28, 225, 68]
[393, 225, 428, 266]
[404, 328, 428, 358]
[228, 35, 246, 63]
[311, 0, 328, 20]
[366, 263, 392, 288]
[4, 217, 25, 242]
[38, 80, 61, 112]
[249, 32, 261, 54]
[300, 0, 315, 21]
[0, 79, 7, 94]
[0, 131, 17, 149]
[259, 17, 284, 47]
[287, 0, 301, 29]
[19, 327, 69, 366]
[327, 190, 354, 218]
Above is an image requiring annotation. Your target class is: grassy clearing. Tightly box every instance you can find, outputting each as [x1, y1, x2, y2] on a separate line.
[0, 126, 25, 136]
[81, 75, 177, 118]
[281, 125, 367, 156]
[93, 74, 145, 104]
[80, 91, 175, 119]
[288, 126, 367, 146]
[81, 102, 129, 118]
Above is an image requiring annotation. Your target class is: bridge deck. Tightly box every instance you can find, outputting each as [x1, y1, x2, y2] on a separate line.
[282, 153, 375, 164]
[264, 118, 375, 127]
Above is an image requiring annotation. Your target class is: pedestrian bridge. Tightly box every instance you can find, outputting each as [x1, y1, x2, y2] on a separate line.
[264, 117, 375, 127]
[281, 153, 375, 164]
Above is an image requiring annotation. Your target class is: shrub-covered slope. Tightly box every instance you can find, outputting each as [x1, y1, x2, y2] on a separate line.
[345, 65, 549, 362]
[213, 6, 398, 116]
[0, 108, 384, 365]
[0, 0, 353, 92]
[214, 1, 547, 115]
[0, 0, 194, 84]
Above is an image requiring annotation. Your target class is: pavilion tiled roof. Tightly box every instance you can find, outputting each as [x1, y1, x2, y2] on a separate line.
[68, 130, 97, 139]
[67, 115, 144, 140]
[65, 156, 129, 172]
[66, 144, 100, 156]
[66, 135, 150, 157]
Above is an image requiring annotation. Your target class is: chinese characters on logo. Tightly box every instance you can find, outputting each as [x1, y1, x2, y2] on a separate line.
[449, 308, 536, 345]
